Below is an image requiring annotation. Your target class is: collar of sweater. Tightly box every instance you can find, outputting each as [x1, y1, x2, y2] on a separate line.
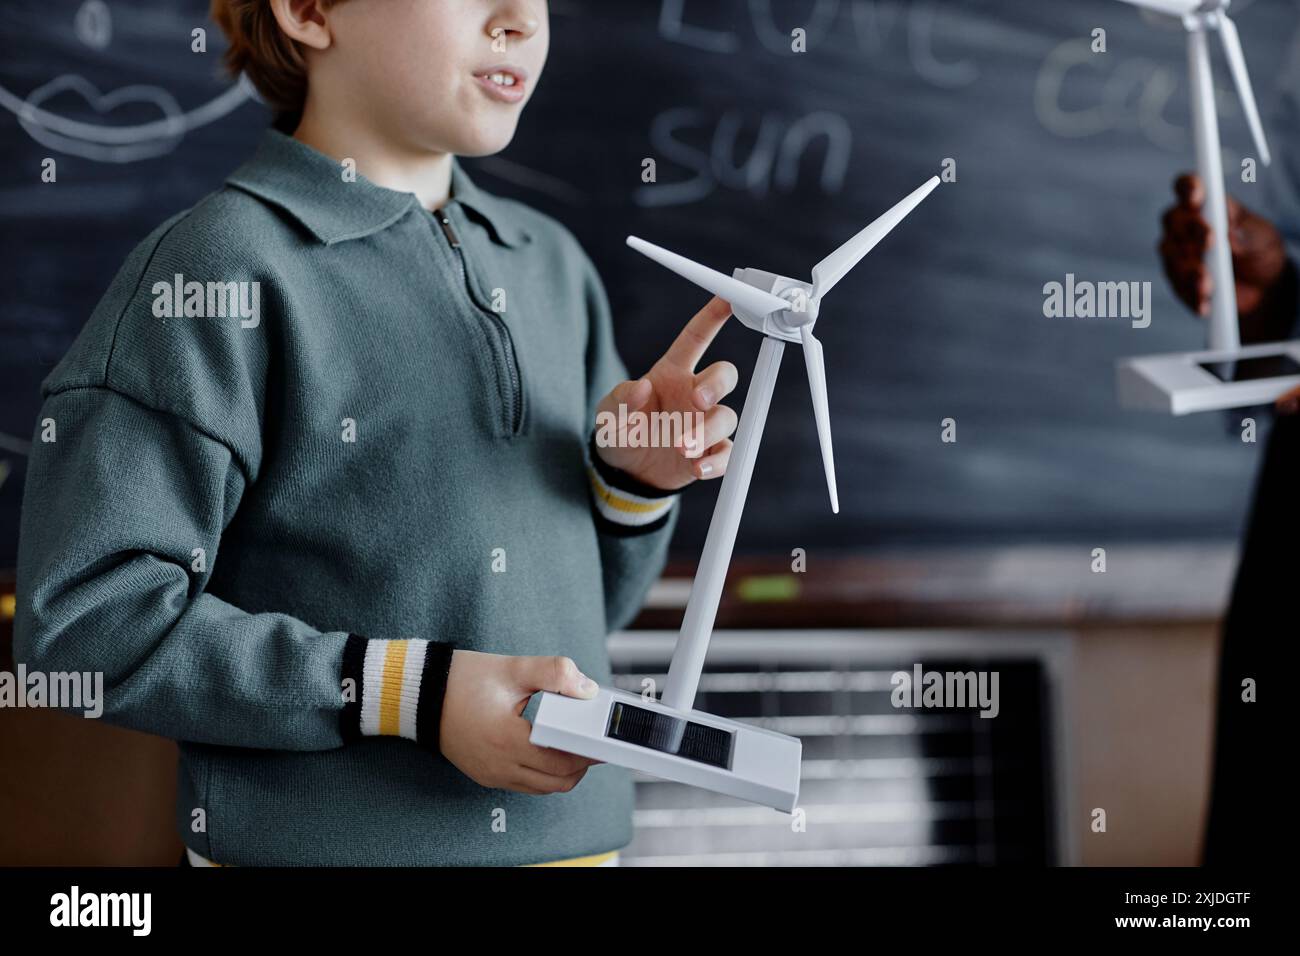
[226, 128, 532, 249]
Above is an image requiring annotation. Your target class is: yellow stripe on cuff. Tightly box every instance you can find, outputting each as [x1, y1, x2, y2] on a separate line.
[587, 466, 670, 514]
[587, 466, 676, 528]
[360, 638, 427, 739]
[378, 639, 409, 736]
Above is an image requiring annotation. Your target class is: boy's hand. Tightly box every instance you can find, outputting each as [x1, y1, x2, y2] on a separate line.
[439, 650, 602, 794]
[1159, 172, 1288, 326]
[594, 296, 739, 491]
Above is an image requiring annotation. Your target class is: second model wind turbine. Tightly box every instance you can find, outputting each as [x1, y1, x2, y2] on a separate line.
[1114, 0, 1298, 415]
[530, 175, 941, 811]
[1118, 0, 1271, 352]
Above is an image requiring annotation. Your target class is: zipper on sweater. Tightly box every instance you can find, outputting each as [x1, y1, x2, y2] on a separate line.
[436, 209, 524, 436]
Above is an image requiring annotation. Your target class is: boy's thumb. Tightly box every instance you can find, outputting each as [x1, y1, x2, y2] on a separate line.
[521, 655, 599, 699]
[617, 377, 653, 411]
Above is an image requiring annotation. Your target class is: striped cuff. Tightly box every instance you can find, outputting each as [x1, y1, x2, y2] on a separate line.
[340, 635, 454, 753]
[587, 431, 679, 537]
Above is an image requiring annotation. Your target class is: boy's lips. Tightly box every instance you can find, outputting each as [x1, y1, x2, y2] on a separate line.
[472, 65, 528, 104]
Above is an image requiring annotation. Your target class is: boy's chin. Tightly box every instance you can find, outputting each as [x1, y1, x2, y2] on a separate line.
[447, 120, 521, 158]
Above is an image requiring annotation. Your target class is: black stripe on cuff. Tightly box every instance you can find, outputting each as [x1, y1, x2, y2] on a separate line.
[587, 430, 679, 499]
[340, 633, 368, 744]
[416, 642, 456, 755]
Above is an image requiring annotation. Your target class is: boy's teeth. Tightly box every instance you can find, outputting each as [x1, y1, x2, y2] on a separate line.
[489, 73, 516, 86]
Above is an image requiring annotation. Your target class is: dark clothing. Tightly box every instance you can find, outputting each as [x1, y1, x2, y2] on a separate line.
[1203, 413, 1296, 865]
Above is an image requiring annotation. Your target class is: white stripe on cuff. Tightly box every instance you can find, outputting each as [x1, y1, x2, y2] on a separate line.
[588, 465, 677, 528]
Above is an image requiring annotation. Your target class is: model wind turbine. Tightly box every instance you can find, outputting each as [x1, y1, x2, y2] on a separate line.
[1116, 0, 1300, 414]
[530, 175, 941, 811]
[1120, 0, 1269, 351]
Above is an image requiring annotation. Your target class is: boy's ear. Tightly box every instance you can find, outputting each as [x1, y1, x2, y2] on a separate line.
[270, 0, 334, 51]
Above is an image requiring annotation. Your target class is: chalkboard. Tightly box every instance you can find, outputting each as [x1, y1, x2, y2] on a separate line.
[3, 0, 1297, 568]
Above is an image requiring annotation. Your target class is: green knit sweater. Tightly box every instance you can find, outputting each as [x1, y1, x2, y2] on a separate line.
[14, 129, 679, 866]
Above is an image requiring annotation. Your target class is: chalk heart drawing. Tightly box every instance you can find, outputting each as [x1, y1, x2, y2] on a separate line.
[0, 73, 255, 164]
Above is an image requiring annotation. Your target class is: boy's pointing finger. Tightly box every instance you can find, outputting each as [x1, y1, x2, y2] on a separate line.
[664, 296, 733, 371]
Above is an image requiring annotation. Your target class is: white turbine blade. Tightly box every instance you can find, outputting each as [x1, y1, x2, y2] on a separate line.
[1217, 15, 1272, 166]
[800, 326, 838, 514]
[811, 176, 940, 302]
[1114, 0, 1199, 18]
[626, 236, 789, 317]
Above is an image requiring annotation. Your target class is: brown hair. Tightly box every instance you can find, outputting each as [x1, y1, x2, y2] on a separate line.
[211, 0, 346, 118]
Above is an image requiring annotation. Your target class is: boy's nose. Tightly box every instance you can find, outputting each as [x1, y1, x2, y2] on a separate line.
[487, 2, 541, 42]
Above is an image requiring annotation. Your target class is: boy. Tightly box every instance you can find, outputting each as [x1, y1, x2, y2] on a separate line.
[14, 0, 740, 866]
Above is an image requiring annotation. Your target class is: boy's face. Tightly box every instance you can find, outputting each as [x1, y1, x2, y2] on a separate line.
[326, 0, 549, 157]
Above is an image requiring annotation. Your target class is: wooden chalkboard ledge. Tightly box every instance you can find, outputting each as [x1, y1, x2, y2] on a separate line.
[1, 542, 1237, 643]
[635, 543, 1238, 630]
